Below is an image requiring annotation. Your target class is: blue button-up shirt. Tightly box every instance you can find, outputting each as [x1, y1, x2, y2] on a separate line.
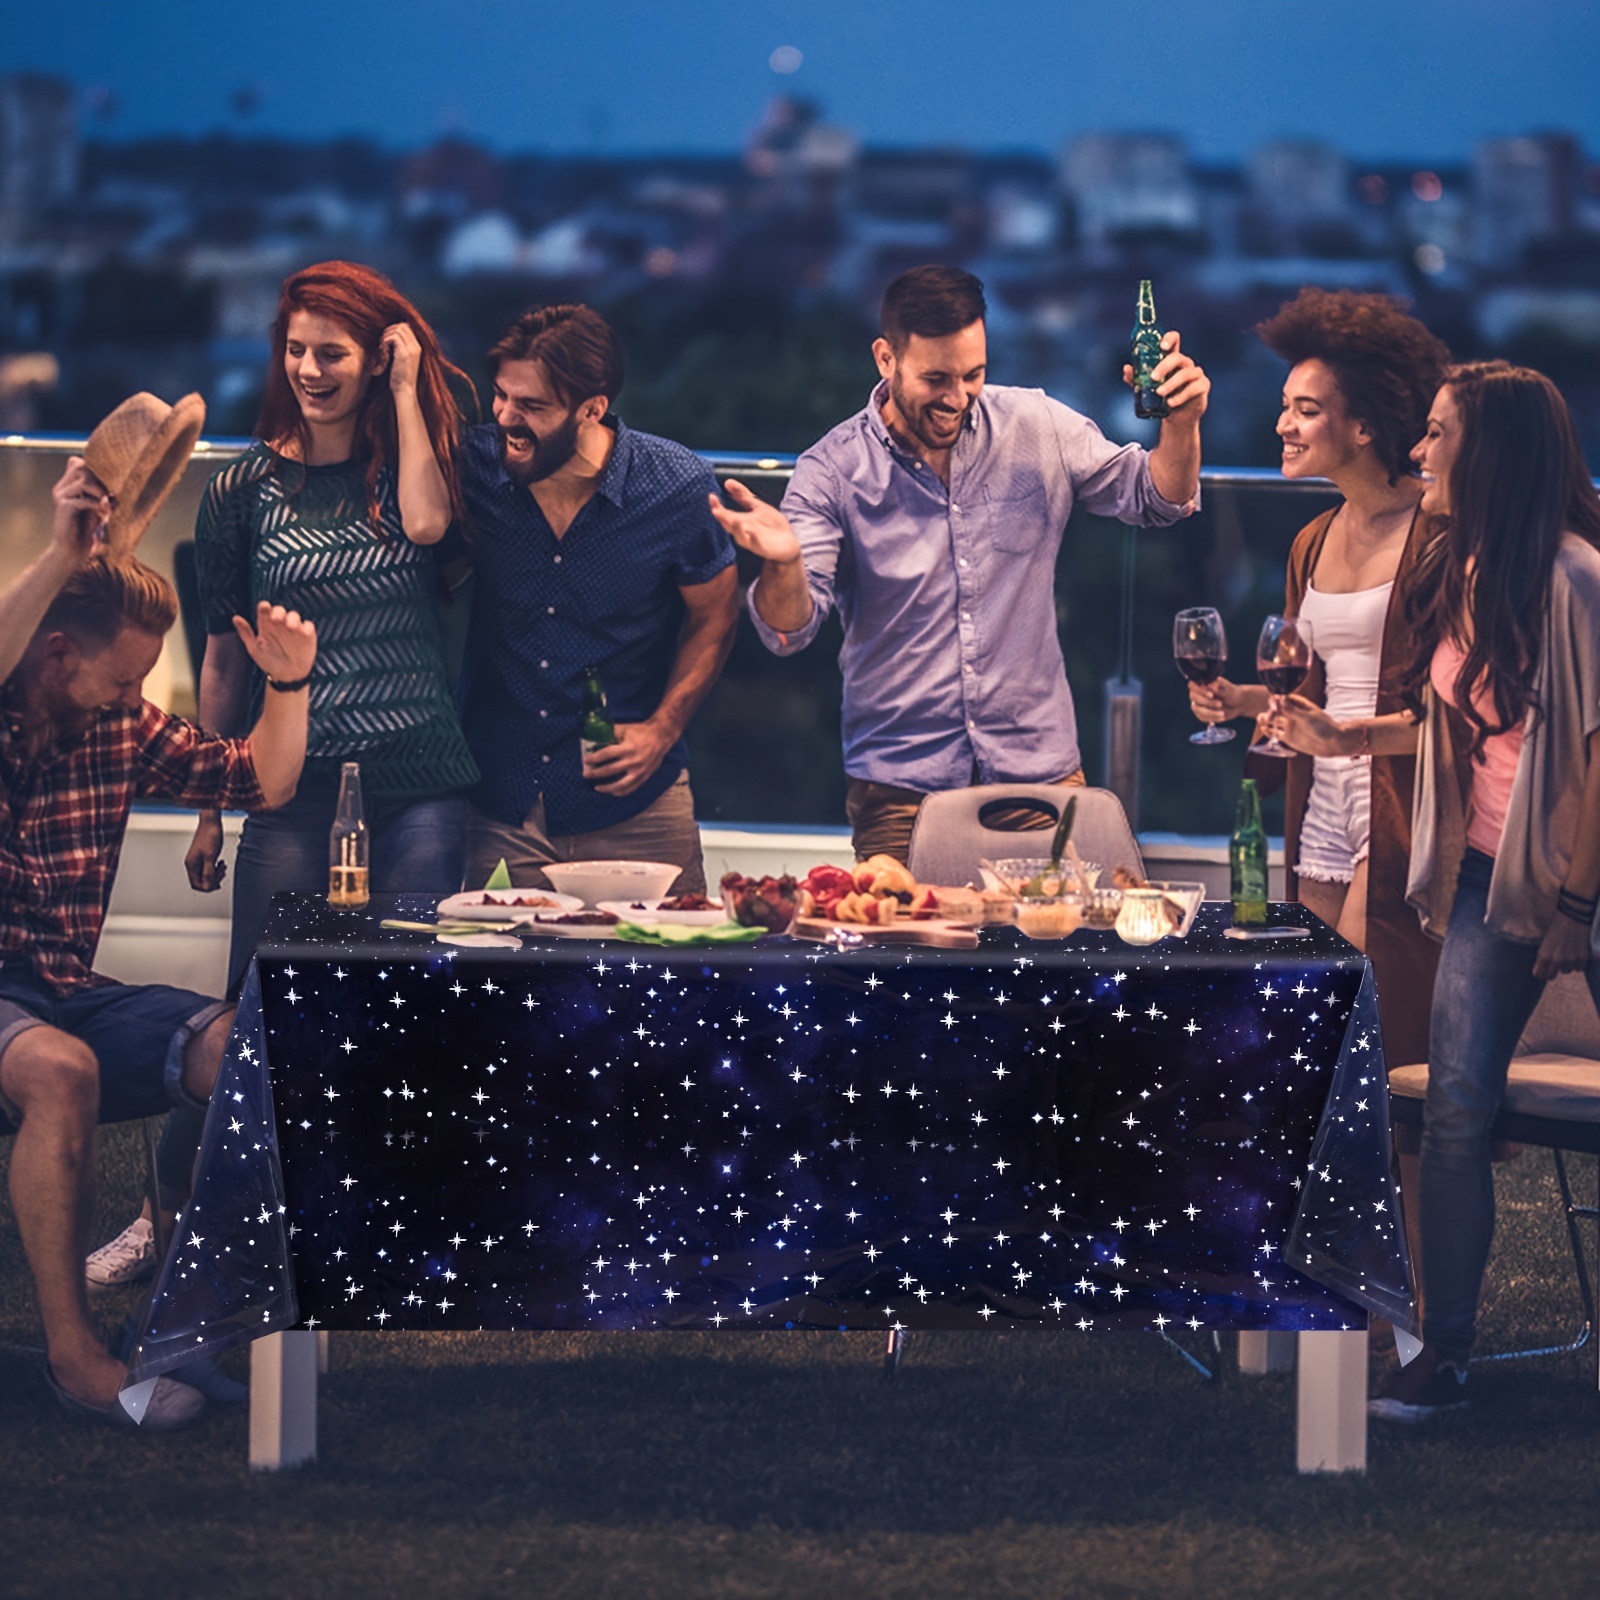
[458, 420, 735, 834]
[747, 382, 1194, 789]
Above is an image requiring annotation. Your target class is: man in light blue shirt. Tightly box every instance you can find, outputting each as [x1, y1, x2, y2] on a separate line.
[711, 265, 1211, 861]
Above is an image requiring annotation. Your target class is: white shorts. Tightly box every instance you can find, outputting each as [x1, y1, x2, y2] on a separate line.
[1296, 756, 1371, 885]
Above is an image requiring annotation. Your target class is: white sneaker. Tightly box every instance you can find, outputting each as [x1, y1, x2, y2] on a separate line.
[85, 1216, 157, 1291]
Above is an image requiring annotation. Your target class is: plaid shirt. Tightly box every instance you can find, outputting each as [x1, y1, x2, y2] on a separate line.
[0, 699, 264, 993]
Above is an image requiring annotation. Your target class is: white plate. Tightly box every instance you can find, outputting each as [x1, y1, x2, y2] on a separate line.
[437, 888, 584, 922]
[598, 899, 728, 927]
[437, 931, 523, 949]
[523, 915, 624, 940]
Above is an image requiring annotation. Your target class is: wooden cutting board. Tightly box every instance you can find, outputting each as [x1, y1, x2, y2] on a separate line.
[793, 916, 980, 949]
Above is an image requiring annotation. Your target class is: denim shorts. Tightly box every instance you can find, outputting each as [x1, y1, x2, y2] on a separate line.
[1297, 756, 1372, 885]
[0, 964, 227, 1135]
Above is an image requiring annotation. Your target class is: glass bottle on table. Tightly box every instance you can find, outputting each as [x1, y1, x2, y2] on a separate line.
[1174, 607, 1235, 744]
[328, 761, 370, 909]
[1230, 777, 1268, 925]
[1131, 279, 1170, 420]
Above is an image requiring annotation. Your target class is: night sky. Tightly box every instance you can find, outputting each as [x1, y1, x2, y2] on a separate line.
[8, 0, 1597, 161]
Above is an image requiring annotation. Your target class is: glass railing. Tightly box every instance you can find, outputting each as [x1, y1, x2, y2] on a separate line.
[0, 434, 1354, 835]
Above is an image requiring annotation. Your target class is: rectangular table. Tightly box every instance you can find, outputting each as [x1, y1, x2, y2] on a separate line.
[127, 893, 1415, 1470]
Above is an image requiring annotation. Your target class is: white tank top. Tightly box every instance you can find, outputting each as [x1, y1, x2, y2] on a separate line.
[1297, 579, 1394, 733]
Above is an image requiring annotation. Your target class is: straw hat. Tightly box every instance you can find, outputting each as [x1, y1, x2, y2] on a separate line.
[82, 391, 207, 558]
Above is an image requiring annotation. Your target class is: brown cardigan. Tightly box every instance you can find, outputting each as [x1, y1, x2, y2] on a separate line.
[1277, 504, 1440, 1069]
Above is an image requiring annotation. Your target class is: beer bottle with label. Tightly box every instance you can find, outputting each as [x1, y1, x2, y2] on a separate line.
[1131, 279, 1170, 420]
[580, 667, 618, 760]
[328, 761, 370, 909]
[1230, 777, 1268, 925]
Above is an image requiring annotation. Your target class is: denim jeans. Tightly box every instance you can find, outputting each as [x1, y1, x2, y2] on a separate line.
[1420, 848, 1600, 1362]
[227, 786, 467, 992]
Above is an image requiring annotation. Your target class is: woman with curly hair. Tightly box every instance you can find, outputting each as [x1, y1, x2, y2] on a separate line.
[1265, 363, 1600, 1417]
[1190, 288, 1451, 1069]
[188, 261, 480, 992]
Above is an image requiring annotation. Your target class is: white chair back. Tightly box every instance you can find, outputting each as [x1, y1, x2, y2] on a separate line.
[906, 785, 1144, 887]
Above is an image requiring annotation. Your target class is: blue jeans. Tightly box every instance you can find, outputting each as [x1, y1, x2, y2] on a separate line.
[1420, 848, 1600, 1362]
[228, 786, 467, 992]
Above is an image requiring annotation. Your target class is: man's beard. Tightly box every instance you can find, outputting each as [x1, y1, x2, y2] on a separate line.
[500, 411, 582, 486]
[888, 373, 965, 454]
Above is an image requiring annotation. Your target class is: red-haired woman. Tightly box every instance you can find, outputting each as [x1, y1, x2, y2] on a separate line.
[88, 262, 479, 1297]
[187, 261, 478, 991]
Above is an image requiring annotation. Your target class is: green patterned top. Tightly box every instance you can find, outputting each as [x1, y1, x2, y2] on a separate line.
[195, 444, 478, 798]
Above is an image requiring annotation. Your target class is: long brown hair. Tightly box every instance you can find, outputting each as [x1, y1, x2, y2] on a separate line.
[257, 260, 470, 529]
[1400, 361, 1600, 752]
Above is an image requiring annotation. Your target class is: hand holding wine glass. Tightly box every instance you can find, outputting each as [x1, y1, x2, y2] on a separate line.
[1173, 607, 1235, 745]
[1251, 614, 1314, 758]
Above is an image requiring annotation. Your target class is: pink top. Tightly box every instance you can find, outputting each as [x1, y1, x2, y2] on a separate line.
[1430, 636, 1526, 858]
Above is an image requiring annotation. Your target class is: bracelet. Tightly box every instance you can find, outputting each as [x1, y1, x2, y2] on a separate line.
[266, 673, 312, 693]
[1352, 723, 1372, 757]
[1556, 887, 1598, 924]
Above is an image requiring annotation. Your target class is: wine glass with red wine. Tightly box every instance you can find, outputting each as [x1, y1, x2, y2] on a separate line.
[1173, 607, 1235, 745]
[1252, 614, 1315, 758]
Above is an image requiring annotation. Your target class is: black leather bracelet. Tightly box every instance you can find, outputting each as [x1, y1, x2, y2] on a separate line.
[266, 673, 312, 693]
[1556, 887, 1597, 923]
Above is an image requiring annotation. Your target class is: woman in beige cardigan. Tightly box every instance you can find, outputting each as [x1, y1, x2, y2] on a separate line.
[1267, 362, 1600, 1420]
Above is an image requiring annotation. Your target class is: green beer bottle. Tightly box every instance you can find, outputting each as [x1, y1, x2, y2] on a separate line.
[1230, 777, 1268, 925]
[580, 667, 618, 760]
[1131, 279, 1170, 420]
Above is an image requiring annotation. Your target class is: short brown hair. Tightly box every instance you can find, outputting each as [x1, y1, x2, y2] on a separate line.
[488, 304, 624, 408]
[880, 266, 987, 351]
[1255, 288, 1451, 484]
[39, 557, 178, 650]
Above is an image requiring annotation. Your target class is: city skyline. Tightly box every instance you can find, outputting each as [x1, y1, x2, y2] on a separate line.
[7, 0, 1599, 163]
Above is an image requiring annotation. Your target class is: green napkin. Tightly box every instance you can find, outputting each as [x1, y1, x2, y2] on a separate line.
[614, 920, 763, 947]
[483, 858, 513, 890]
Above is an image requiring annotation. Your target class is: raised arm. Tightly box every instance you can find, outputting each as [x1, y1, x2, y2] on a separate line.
[582, 566, 741, 798]
[384, 322, 452, 545]
[234, 602, 318, 806]
[1142, 331, 1209, 507]
[710, 481, 812, 633]
[0, 458, 109, 684]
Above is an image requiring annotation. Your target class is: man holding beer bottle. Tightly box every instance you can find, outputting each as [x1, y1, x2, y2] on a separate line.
[456, 303, 739, 894]
[713, 265, 1210, 862]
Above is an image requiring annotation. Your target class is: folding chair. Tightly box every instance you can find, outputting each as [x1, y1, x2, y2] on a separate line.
[1388, 968, 1600, 1379]
[907, 784, 1145, 887]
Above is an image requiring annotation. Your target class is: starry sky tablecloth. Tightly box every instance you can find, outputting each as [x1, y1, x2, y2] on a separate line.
[128, 894, 1415, 1384]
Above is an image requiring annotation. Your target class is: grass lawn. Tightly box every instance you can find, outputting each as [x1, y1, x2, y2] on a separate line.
[2, 1126, 1596, 1600]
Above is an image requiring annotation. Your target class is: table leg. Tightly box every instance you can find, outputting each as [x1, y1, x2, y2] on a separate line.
[1296, 1330, 1367, 1472]
[249, 1331, 319, 1471]
[1238, 1331, 1296, 1374]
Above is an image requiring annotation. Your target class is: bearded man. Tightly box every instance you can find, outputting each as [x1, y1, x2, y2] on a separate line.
[713, 265, 1211, 862]
[456, 304, 739, 894]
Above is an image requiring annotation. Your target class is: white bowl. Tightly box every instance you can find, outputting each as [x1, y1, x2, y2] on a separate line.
[542, 859, 680, 907]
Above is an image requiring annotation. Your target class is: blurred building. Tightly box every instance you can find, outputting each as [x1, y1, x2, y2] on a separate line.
[1473, 134, 1581, 270]
[1059, 133, 1201, 250]
[0, 74, 79, 244]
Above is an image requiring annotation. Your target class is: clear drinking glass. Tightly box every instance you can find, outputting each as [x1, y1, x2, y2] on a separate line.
[1251, 614, 1315, 759]
[1174, 607, 1235, 745]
